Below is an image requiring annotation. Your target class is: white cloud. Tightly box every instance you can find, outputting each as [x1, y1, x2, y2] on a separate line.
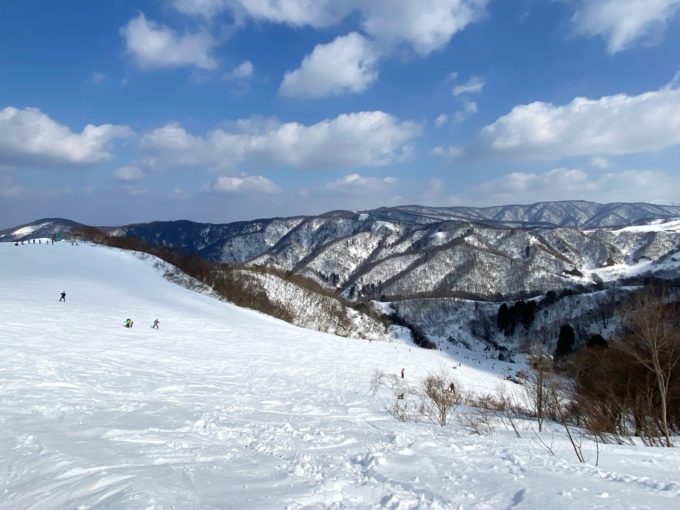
[279, 33, 379, 98]
[90, 72, 107, 84]
[224, 60, 254, 80]
[359, 0, 489, 55]
[453, 99, 478, 123]
[172, 0, 233, 19]
[0, 106, 133, 168]
[435, 113, 449, 127]
[476, 168, 595, 195]
[452, 75, 484, 96]
[572, 0, 680, 53]
[468, 168, 680, 205]
[140, 111, 420, 170]
[312, 173, 398, 195]
[171, 1, 487, 96]
[456, 84, 680, 161]
[174, 0, 350, 25]
[114, 165, 145, 181]
[121, 13, 217, 70]
[431, 145, 462, 159]
[235, 0, 350, 27]
[172, 1, 486, 55]
[590, 156, 612, 169]
[212, 174, 280, 193]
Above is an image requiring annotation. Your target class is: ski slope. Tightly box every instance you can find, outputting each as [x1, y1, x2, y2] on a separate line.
[1, 242, 679, 509]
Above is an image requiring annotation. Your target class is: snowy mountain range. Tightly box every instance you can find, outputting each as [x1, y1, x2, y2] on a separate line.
[4, 200, 680, 354]
[4, 201, 679, 303]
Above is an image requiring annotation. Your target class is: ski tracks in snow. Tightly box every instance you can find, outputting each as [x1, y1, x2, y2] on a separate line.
[2, 243, 680, 508]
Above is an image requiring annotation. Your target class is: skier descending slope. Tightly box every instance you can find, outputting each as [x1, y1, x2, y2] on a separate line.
[59, 291, 66, 302]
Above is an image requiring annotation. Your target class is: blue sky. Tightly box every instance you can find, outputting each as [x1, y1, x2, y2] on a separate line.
[1, 0, 680, 227]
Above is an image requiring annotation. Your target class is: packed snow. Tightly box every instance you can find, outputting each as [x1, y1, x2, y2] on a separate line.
[8, 222, 50, 238]
[1, 242, 680, 509]
[612, 219, 680, 234]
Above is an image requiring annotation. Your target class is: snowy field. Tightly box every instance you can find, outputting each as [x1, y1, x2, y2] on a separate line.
[1, 242, 679, 509]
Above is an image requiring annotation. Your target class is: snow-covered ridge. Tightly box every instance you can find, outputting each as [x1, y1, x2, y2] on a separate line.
[3, 203, 680, 304]
[612, 218, 680, 233]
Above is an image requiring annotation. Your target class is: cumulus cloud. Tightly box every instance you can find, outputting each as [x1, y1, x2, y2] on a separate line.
[212, 174, 280, 193]
[465, 168, 680, 205]
[139, 111, 420, 170]
[279, 33, 379, 98]
[571, 0, 680, 53]
[121, 13, 217, 70]
[358, 0, 488, 55]
[224, 60, 254, 80]
[172, 0, 487, 55]
[171, 1, 486, 95]
[114, 165, 145, 181]
[452, 75, 484, 96]
[455, 84, 680, 161]
[0, 106, 133, 168]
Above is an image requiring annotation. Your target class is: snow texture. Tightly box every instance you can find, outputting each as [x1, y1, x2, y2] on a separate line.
[1, 242, 680, 508]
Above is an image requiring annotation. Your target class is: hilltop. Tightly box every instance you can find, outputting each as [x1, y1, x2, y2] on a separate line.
[1, 241, 679, 508]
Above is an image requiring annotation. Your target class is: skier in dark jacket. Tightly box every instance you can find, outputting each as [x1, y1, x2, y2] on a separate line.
[152, 319, 160, 329]
[59, 291, 66, 302]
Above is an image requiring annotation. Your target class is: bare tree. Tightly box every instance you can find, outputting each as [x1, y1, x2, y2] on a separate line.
[524, 342, 553, 432]
[619, 287, 680, 447]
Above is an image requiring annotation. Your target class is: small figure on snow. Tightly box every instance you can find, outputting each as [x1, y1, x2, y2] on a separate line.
[124, 318, 134, 328]
[401, 368, 405, 379]
[59, 291, 66, 302]
[152, 318, 160, 329]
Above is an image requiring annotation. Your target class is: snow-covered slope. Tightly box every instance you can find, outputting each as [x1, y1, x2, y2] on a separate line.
[1, 242, 680, 508]
[0, 218, 85, 242]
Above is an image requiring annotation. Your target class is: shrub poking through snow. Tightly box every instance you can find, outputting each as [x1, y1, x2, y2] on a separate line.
[419, 370, 462, 427]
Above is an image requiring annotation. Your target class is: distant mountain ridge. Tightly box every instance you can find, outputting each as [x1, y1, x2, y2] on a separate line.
[367, 201, 680, 228]
[3, 201, 680, 303]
